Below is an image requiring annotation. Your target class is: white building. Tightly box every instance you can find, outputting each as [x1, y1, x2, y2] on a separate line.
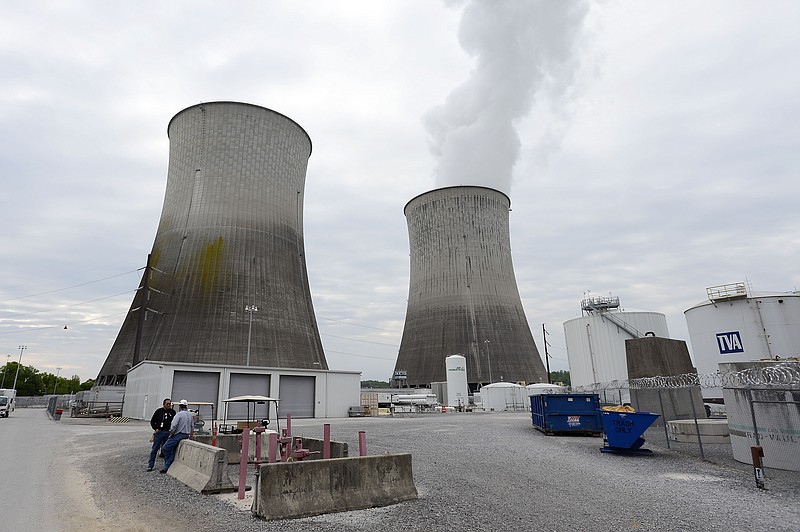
[122, 360, 360, 422]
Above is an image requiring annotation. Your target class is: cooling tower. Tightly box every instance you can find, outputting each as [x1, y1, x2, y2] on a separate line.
[394, 186, 547, 388]
[97, 102, 327, 385]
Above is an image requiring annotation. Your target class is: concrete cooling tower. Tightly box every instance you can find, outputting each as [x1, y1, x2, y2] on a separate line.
[97, 102, 327, 385]
[393, 186, 547, 388]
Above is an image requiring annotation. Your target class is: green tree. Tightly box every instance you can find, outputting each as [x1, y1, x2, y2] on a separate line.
[361, 380, 390, 388]
[4, 362, 46, 396]
[0, 363, 93, 395]
[549, 370, 570, 386]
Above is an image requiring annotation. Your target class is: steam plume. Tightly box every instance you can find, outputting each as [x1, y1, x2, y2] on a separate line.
[425, 0, 590, 193]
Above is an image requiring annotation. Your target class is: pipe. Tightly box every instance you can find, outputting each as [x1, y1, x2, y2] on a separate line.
[323, 423, 331, 459]
[238, 427, 250, 499]
[268, 432, 278, 463]
[358, 430, 367, 456]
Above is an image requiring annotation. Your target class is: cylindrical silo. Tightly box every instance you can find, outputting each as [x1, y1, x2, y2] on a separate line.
[684, 283, 800, 398]
[445, 355, 469, 408]
[97, 102, 327, 385]
[394, 186, 547, 388]
[564, 296, 669, 387]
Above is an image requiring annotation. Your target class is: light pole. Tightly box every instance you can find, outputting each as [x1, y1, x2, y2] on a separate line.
[245, 305, 258, 366]
[11, 345, 26, 392]
[1, 354, 9, 388]
[53, 367, 62, 395]
[484, 339, 492, 383]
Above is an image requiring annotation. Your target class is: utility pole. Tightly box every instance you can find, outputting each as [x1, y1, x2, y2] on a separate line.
[542, 324, 551, 384]
[53, 367, 62, 395]
[132, 254, 152, 368]
[245, 305, 258, 366]
[1, 354, 9, 388]
[12, 345, 26, 392]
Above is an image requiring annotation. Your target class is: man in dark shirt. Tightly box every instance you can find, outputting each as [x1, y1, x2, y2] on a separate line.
[147, 398, 176, 471]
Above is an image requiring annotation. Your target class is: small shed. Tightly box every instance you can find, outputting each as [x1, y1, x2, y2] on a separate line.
[480, 382, 527, 412]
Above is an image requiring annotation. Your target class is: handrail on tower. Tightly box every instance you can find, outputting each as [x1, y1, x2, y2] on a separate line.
[581, 295, 643, 339]
[706, 282, 748, 302]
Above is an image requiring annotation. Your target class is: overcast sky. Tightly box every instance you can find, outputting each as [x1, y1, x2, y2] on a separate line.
[1, 1, 798, 384]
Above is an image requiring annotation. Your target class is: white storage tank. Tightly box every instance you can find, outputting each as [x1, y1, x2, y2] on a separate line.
[684, 283, 800, 398]
[445, 355, 469, 408]
[564, 295, 669, 387]
[480, 382, 527, 412]
[526, 383, 565, 395]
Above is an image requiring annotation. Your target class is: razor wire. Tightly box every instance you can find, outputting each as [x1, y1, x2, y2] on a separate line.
[569, 361, 800, 391]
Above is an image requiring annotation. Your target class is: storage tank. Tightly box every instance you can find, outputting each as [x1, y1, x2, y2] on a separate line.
[480, 382, 527, 412]
[445, 355, 469, 408]
[564, 295, 669, 387]
[684, 283, 800, 398]
[526, 383, 565, 395]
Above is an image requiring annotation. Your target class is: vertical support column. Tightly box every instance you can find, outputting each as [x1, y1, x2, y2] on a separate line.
[657, 389, 670, 450]
[688, 391, 705, 461]
[358, 430, 367, 457]
[238, 427, 250, 500]
[254, 429, 263, 466]
[751, 445, 767, 490]
[268, 432, 278, 463]
[323, 423, 331, 459]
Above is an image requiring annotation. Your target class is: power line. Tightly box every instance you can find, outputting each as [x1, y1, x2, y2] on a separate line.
[0, 290, 136, 318]
[317, 315, 398, 332]
[323, 349, 396, 361]
[0, 311, 127, 335]
[319, 332, 398, 347]
[0, 269, 141, 303]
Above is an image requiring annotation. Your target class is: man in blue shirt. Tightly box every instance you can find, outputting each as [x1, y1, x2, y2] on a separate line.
[160, 399, 194, 473]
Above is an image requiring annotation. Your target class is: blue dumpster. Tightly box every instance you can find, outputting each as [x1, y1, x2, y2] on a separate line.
[531, 394, 602, 435]
[601, 410, 660, 454]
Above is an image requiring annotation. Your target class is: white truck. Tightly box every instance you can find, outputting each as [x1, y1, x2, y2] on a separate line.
[0, 389, 17, 417]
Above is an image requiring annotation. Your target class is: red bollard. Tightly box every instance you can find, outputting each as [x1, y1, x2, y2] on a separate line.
[268, 432, 278, 463]
[238, 427, 250, 499]
[358, 430, 367, 456]
[254, 427, 264, 466]
[323, 423, 331, 459]
[211, 422, 217, 447]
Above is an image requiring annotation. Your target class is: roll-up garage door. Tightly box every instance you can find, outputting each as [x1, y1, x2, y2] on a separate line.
[171, 371, 220, 407]
[279, 375, 315, 418]
[228, 373, 271, 420]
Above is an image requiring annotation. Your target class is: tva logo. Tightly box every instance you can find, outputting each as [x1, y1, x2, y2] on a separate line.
[716, 331, 744, 354]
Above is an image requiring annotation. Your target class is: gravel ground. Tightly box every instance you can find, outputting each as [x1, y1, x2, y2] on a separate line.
[72, 412, 800, 532]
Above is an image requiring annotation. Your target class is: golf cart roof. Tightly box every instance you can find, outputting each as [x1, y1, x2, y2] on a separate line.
[223, 395, 280, 403]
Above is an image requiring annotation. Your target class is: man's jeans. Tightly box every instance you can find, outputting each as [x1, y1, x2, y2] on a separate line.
[148, 430, 170, 469]
[162, 433, 190, 470]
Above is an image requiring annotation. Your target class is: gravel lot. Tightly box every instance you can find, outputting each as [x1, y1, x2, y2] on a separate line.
[58, 410, 799, 532]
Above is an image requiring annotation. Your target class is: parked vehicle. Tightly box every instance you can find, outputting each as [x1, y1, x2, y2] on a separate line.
[0, 389, 17, 417]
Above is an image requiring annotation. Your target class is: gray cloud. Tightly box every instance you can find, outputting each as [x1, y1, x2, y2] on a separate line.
[1, 1, 798, 382]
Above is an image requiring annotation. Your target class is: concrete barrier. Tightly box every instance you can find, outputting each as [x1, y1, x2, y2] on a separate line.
[167, 440, 236, 494]
[252, 453, 417, 520]
[668, 419, 730, 444]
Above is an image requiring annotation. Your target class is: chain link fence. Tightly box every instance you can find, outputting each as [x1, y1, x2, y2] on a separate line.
[568, 361, 800, 475]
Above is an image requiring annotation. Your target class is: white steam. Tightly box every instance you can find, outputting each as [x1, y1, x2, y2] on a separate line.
[425, 0, 590, 194]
